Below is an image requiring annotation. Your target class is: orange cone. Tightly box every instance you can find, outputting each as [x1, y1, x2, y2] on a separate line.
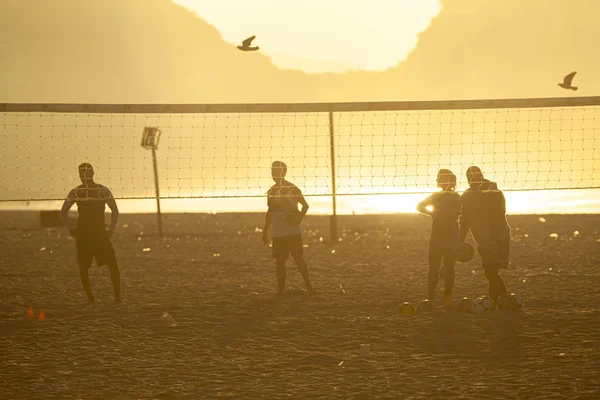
[27, 306, 34, 319]
[38, 310, 46, 321]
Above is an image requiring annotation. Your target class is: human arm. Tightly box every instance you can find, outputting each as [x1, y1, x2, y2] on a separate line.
[60, 190, 76, 237]
[459, 200, 470, 242]
[416, 194, 434, 216]
[299, 195, 309, 217]
[263, 208, 272, 245]
[104, 188, 119, 237]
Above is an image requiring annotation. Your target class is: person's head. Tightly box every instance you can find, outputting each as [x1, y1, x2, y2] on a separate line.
[466, 166, 484, 186]
[78, 162, 94, 184]
[437, 169, 457, 191]
[271, 161, 287, 183]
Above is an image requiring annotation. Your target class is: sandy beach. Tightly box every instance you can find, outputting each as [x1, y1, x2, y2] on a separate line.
[1, 211, 599, 399]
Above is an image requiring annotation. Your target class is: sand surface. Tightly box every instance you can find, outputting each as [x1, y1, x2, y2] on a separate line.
[1, 211, 600, 399]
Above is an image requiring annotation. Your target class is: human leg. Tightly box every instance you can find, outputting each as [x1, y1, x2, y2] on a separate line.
[428, 239, 443, 302]
[107, 261, 121, 302]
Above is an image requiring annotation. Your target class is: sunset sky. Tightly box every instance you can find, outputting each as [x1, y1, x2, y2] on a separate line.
[172, 0, 441, 72]
[0, 0, 598, 214]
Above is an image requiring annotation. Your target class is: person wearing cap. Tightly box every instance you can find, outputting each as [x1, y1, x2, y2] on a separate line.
[459, 166, 510, 302]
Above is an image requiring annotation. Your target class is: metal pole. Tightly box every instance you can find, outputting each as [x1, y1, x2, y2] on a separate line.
[328, 111, 337, 243]
[151, 147, 163, 237]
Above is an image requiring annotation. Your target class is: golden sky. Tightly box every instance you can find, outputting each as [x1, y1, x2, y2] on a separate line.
[0, 0, 598, 213]
[173, 0, 441, 73]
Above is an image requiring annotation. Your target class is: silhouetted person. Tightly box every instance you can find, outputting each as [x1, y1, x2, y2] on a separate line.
[417, 169, 461, 308]
[459, 166, 510, 302]
[262, 161, 314, 296]
[61, 163, 121, 302]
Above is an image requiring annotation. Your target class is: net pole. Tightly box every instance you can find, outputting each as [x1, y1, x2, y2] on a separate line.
[329, 111, 338, 242]
[151, 147, 163, 237]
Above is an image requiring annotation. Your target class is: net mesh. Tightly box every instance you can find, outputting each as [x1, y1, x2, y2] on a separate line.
[1, 98, 599, 201]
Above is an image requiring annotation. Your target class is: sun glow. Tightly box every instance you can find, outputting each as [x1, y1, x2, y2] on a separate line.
[173, 0, 442, 73]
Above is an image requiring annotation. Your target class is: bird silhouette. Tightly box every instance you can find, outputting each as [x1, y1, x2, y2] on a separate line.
[558, 72, 578, 91]
[237, 35, 259, 52]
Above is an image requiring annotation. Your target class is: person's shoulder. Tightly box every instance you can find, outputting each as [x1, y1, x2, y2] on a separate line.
[460, 188, 480, 202]
[446, 191, 461, 199]
[99, 185, 114, 197]
[284, 180, 302, 194]
[267, 184, 278, 195]
[480, 180, 498, 191]
[438, 190, 459, 197]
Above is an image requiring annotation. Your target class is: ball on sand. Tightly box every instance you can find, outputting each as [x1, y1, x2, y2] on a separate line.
[454, 297, 473, 313]
[497, 293, 525, 311]
[396, 302, 416, 316]
[454, 242, 475, 263]
[416, 299, 437, 313]
[471, 296, 494, 313]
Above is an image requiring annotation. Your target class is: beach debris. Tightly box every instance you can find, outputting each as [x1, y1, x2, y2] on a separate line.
[331, 249, 336, 254]
[549, 233, 558, 239]
[162, 312, 177, 327]
[573, 230, 580, 237]
[339, 284, 346, 294]
[538, 217, 546, 222]
[38, 310, 46, 321]
[142, 248, 151, 252]
[360, 344, 370, 357]
[40, 247, 46, 251]
[27, 306, 34, 319]
[213, 253, 221, 257]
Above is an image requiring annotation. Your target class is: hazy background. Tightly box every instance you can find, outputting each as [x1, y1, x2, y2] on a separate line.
[1, 0, 599, 214]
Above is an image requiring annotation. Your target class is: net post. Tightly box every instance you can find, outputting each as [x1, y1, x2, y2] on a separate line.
[151, 147, 163, 237]
[329, 111, 338, 243]
[142, 127, 163, 237]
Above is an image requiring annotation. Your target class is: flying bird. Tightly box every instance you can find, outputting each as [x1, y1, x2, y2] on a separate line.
[558, 72, 578, 91]
[237, 35, 259, 52]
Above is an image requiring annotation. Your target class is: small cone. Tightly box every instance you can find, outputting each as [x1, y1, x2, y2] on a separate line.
[27, 306, 34, 319]
[38, 310, 46, 321]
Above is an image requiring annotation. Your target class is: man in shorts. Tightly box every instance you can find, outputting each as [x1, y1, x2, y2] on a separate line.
[459, 166, 510, 302]
[262, 161, 315, 296]
[61, 163, 121, 302]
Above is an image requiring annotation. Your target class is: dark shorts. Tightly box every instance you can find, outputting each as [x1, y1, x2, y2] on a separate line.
[429, 233, 459, 253]
[76, 231, 117, 268]
[272, 234, 303, 261]
[479, 239, 510, 272]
